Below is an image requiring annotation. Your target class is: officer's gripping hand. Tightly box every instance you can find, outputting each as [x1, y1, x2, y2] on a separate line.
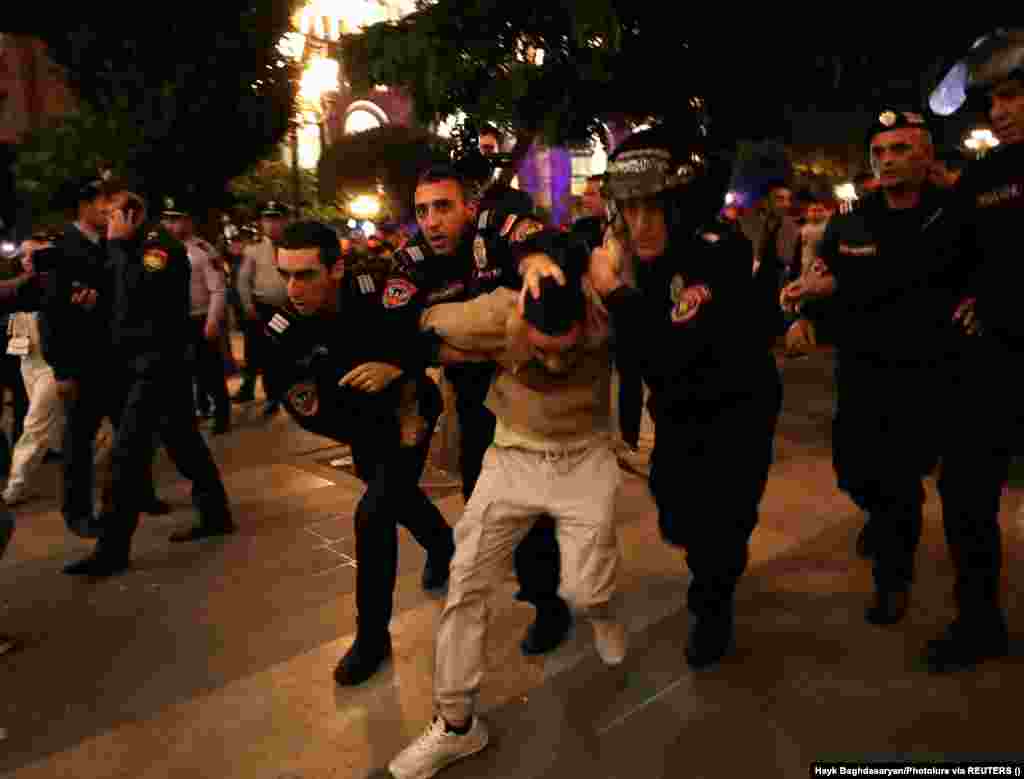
[587, 230, 627, 298]
[518, 254, 566, 315]
[107, 207, 142, 241]
[784, 319, 818, 356]
[339, 362, 403, 393]
[56, 379, 79, 403]
[953, 296, 983, 337]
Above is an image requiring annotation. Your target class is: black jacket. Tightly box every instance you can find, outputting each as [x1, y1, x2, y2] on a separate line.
[810, 186, 976, 366]
[955, 142, 1024, 349]
[107, 226, 192, 377]
[605, 220, 778, 418]
[44, 225, 114, 381]
[263, 272, 426, 444]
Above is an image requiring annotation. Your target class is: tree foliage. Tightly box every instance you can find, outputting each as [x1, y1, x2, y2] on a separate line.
[342, 9, 995, 158]
[317, 124, 449, 223]
[14, 2, 300, 219]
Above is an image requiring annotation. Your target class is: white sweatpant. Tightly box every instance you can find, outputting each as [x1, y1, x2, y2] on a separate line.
[434, 443, 621, 724]
[6, 353, 64, 495]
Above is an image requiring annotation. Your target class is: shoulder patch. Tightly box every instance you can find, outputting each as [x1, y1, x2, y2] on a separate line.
[142, 248, 168, 272]
[286, 381, 319, 418]
[356, 274, 376, 295]
[383, 278, 417, 309]
[268, 313, 291, 334]
[511, 219, 543, 243]
[500, 214, 518, 237]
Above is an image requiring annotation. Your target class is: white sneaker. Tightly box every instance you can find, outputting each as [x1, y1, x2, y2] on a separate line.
[1, 489, 31, 507]
[591, 618, 627, 666]
[389, 716, 489, 779]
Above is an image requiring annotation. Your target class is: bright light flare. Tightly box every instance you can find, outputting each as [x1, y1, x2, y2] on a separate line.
[834, 182, 858, 201]
[299, 56, 340, 106]
[350, 194, 381, 220]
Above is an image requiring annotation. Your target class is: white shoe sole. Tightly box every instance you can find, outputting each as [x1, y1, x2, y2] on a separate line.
[592, 620, 628, 666]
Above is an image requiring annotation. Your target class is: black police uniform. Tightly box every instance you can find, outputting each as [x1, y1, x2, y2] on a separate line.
[382, 210, 567, 647]
[46, 224, 164, 533]
[933, 141, 1024, 642]
[262, 272, 455, 668]
[67, 227, 231, 572]
[809, 185, 982, 614]
[604, 219, 782, 665]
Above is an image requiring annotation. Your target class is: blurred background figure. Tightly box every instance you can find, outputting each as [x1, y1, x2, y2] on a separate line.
[3, 234, 65, 505]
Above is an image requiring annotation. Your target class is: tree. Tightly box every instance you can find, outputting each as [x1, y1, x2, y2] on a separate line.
[13, 2, 300, 220]
[317, 125, 449, 223]
[342, 9, 994, 167]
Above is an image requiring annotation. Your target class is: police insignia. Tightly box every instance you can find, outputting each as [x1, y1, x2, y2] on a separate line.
[473, 235, 488, 270]
[143, 248, 168, 272]
[383, 278, 417, 309]
[670, 274, 686, 304]
[500, 214, 518, 237]
[879, 110, 898, 127]
[286, 381, 319, 417]
[511, 219, 543, 243]
[670, 284, 711, 325]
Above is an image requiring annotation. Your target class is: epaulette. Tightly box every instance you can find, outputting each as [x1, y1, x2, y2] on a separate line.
[267, 311, 293, 336]
[355, 273, 376, 295]
[404, 245, 426, 263]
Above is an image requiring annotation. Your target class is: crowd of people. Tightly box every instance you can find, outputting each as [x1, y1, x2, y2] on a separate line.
[0, 28, 1022, 779]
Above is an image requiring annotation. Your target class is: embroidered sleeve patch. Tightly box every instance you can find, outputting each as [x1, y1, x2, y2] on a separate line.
[286, 381, 319, 417]
[142, 249, 168, 272]
[383, 278, 417, 309]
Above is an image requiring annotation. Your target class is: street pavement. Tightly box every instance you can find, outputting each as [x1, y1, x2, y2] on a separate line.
[0, 350, 1022, 778]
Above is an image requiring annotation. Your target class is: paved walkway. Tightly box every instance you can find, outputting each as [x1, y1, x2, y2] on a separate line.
[1, 351, 1022, 778]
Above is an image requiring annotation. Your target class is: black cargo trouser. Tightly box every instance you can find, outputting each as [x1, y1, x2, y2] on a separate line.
[935, 342, 1011, 624]
[651, 363, 782, 619]
[191, 317, 230, 424]
[99, 360, 229, 555]
[242, 302, 280, 400]
[350, 379, 455, 639]
[833, 358, 939, 594]
[62, 367, 160, 534]
[449, 366, 562, 609]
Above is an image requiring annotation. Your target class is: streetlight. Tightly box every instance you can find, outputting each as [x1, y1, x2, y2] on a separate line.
[964, 128, 999, 159]
[350, 194, 381, 221]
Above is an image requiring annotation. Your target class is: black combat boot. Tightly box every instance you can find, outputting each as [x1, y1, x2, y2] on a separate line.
[520, 598, 572, 656]
[686, 611, 734, 669]
[924, 615, 1009, 673]
[63, 539, 131, 577]
[865, 588, 910, 626]
[334, 632, 393, 686]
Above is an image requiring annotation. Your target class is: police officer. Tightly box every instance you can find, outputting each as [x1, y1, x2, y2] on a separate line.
[381, 162, 571, 655]
[262, 221, 455, 685]
[587, 125, 782, 668]
[235, 201, 290, 416]
[911, 28, 1024, 670]
[781, 108, 1005, 671]
[63, 188, 233, 577]
[161, 196, 231, 434]
[46, 178, 169, 537]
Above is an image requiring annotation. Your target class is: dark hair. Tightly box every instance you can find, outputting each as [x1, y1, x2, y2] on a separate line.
[278, 221, 342, 267]
[416, 163, 469, 201]
[478, 123, 502, 143]
[586, 174, 603, 185]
